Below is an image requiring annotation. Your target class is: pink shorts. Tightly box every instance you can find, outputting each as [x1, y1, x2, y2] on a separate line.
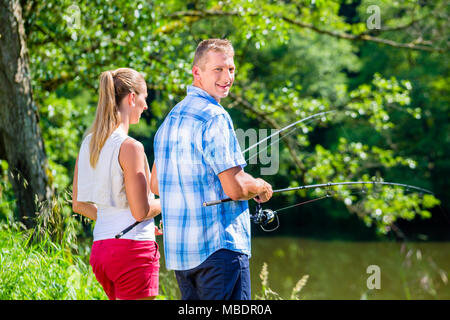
[90, 239, 160, 300]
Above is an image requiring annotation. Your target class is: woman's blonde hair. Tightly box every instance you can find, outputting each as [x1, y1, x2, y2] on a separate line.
[88, 67, 145, 168]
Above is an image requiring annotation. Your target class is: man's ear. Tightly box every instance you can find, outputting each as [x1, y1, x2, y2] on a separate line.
[192, 65, 201, 81]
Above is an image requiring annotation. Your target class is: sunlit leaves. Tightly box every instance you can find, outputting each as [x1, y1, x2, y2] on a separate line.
[39, 93, 91, 191]
[19, 0, 443, 235]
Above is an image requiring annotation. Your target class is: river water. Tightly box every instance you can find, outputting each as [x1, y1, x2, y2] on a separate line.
[250, 238, 450, 300]
[157, 238, 450, 300]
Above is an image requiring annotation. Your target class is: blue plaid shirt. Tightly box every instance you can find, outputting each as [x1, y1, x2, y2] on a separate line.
[154, 85, 250, 270]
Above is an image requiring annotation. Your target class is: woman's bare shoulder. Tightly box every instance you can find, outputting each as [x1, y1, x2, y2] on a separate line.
[119, 138, 145, 167]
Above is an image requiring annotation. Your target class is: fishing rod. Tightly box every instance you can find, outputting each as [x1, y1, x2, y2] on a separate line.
[115, 111, 334, 239]
[116, 109, 436, 237]
[221, 181, 434, 232]
[115, 221, 141, 239]
[202, 181, 434, 207]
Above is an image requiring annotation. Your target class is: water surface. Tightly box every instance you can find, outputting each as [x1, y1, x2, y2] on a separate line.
[250, 238, 450, 300]
[157, 238, 450, 300]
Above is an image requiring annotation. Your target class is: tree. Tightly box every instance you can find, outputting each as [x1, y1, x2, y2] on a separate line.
[1, 0, 445, 236]
[0, 0, 52, 227]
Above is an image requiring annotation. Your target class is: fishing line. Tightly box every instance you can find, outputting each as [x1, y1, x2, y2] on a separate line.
[242, 110, 336, 155]
[245, 115, 330, 163]
[250, 186, 421, 232]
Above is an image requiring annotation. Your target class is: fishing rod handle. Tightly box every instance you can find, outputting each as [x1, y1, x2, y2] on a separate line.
[203, 198, 233, 207]
[115, 221, 141, 239]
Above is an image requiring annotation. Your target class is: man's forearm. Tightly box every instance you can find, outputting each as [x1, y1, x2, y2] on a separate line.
[219, 166, 270, 201]
[231, 172, 267, 200]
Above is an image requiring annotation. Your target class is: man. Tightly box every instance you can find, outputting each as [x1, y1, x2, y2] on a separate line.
[151, 39, 273, 300]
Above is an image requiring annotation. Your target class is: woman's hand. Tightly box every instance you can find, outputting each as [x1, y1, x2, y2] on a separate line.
[72, 155, 98, 221]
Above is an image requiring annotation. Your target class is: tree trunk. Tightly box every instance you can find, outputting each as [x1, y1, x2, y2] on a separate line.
[0, 0, 52, 227]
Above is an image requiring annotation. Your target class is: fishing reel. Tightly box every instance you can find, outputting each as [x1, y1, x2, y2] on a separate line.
[250, 203, 280, 232]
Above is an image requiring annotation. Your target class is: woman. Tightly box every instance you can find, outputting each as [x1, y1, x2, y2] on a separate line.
[72, 68, 161, 300]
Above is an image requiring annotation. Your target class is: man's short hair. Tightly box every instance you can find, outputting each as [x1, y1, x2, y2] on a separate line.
[193, 39, 234, 69]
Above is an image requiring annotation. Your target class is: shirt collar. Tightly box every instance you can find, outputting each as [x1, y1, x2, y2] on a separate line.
[187, 85, 221, 106]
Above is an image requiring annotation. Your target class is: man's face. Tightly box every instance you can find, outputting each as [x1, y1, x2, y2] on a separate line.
[193, 50, 235, 103]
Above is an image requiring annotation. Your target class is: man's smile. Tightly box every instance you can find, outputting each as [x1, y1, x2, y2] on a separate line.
[216, 83, 231, 90]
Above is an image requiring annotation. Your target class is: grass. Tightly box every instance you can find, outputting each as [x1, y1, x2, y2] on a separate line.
[0, 219, 309, 300]
[2, 196, 446, 300]
[0, 192, 306, 300]
[0, 221, 106, 299]
[0, 220, 183, 300]
[255, 262, 309, 300]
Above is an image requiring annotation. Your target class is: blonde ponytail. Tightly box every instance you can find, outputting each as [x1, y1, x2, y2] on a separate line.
[88, 68, 145, 168]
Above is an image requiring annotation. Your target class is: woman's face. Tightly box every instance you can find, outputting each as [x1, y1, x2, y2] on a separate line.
[130, 82, 148, 124]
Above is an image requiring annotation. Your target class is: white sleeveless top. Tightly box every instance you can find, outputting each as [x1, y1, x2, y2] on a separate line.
[77, 127, 155, 242]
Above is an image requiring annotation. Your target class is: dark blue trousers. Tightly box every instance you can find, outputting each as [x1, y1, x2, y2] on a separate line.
[174, 249, 251, 300]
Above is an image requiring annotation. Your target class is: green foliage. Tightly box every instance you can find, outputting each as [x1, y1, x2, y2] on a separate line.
[39, 93, 91, 191]
[0, 221, 106, 300]
[0, 160, 17, 221]
[11, 0, 446, 238]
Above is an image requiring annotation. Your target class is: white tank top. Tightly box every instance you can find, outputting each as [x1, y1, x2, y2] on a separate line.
[77, 127, 155, 242]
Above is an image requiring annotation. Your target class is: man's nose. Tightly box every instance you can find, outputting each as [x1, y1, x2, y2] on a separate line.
[223, 70, 233, 83]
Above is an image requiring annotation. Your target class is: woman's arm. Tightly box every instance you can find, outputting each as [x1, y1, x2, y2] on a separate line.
[72, 155, 98, 221]
[144, 156, 161, 217]
[150, 162, 159, 196]
[148, 161, 162, 235]
[120, 139, 161, 222]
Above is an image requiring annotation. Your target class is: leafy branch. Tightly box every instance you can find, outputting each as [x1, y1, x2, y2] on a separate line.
[168, 9, 447, 53]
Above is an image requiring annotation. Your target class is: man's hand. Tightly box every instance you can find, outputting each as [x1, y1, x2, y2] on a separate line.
[154, 220, 163, 236]
[218, 166, 273, 202]
[254, 178, 273, 203]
